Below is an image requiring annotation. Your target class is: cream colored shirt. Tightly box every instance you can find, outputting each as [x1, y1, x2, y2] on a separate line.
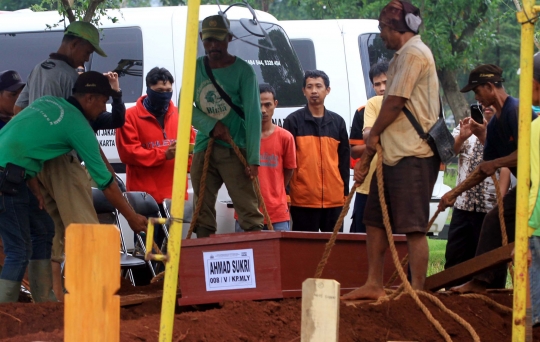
[381, 35, 439, 166]
[356, 96, 383, 194]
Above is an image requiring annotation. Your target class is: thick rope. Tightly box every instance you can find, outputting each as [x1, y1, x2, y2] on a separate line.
[417, 290, 480, 341]
[228, 139, 274, 231]
[461, 293, 513, 313]
[188, 138, 274, 239]
[187, 138, 215, 239]
[491, 174, 514, 283]
[314, 182, 359, 278]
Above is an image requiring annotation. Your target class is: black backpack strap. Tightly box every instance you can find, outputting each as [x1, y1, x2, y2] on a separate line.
[402, 106, 429, 140]
[203, 56, 245, 120]
[402, 97, 443, 140]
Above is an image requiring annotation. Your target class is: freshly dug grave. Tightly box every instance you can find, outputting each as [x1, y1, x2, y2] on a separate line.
[1, 284, 540, 342]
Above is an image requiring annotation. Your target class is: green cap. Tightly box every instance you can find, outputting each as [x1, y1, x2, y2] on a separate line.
[65, 21, 107, 57]
[201, 15, 230, 41]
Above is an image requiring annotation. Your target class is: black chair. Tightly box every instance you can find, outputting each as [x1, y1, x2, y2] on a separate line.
[163, 198, 192, 239]
[123, 191, 168, 276]
[91, 188, 146, 286]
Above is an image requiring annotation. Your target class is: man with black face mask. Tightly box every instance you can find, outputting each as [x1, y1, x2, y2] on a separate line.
[117, 67, 192, 223]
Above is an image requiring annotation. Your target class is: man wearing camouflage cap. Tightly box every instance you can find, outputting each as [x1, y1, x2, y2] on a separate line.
[13, 21, 112, 301]
[190, 15, 264, 237]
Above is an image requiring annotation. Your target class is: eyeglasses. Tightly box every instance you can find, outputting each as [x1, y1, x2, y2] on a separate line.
[76, 67, 85, 73]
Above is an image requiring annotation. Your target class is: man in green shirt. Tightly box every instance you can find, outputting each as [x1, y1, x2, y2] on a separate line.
[0, 72, 147, 302]
[191, 15, 263, 237]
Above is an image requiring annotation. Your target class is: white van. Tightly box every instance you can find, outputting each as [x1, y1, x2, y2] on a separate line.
[280, 19, 451, 234]
[0, 5, 306, 242]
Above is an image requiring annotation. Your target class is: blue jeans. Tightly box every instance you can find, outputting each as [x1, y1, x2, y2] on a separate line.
[235, 220, 290, 232]
[0, 183, 54, 281]
[28, 188, 55, 260]
[530, 236, 540, 326]
[0, 182, 32, 281]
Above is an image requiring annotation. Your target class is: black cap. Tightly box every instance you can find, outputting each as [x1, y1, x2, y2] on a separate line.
[0, 70, 25, 92]
[460, 64, 505, 93]
[72, 71, 117, 97]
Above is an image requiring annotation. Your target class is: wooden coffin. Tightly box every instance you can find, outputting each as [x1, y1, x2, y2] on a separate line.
[178, 231, 408, 306]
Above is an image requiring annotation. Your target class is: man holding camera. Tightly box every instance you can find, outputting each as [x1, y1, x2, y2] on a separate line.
[444, 104, 511, 285]
[440, 64, 536, 292]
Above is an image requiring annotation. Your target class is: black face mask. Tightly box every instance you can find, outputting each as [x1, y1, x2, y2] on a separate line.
[143, 88, 173, 116]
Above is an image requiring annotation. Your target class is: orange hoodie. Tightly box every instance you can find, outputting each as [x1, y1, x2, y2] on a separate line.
[117, 96, 192, 203]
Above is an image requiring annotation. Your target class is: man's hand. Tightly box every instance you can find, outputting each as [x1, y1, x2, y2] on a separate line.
[104, 72, 120, 91]
[365, 132, 380, 158]
[165, 141, 177, 160]
[353, 155, 371, 184]
[470, 118, 488, 144]
[438, 192, 456, 211]
[211, 121, 231, 143]
[27, 177, 44, 210]
[459, 117, 473, 140]
[478, 160, 498, 177]
[246, 165, 258, 179]
[126, 213, 148, 234]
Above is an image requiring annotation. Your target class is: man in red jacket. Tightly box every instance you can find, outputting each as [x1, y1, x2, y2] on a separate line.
[117, 67, 178, 211]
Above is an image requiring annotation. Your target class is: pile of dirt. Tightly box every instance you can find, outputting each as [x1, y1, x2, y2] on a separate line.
[1, 289, 540, 341]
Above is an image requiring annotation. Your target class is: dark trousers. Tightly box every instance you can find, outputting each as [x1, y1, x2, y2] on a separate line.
[474, 187, 517, 288]
[290, 206, 343, 232]
[444, 208, 486, 286]
[350, 193, 368, 233]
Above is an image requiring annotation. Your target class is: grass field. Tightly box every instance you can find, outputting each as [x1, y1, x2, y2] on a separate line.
[428, 238, 446, 276]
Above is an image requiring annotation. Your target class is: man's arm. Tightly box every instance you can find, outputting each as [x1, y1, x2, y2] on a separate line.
[453, 118, 473, 155]
[439, 151, 518, 210]
[284, 169, 294, 187]
[365, 95, 408, 156]
[499, 167, 512, 197]
[116, 113, 170, 167]
[99, 146, 116, 176]
[102, 181, 147, 233]
[338, 117, 350, 196]
[349, 108, 365, 159]
[240, 69, 262, 169]
[91, 96, 125, 131]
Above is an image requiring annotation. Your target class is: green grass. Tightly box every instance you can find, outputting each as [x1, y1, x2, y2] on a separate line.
[428, 238, 447, 277]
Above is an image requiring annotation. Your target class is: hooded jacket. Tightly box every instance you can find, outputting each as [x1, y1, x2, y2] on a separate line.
[116, 95, 178, 203]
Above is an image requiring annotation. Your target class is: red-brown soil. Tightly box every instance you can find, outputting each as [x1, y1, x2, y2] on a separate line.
[1, 284, 540, 342]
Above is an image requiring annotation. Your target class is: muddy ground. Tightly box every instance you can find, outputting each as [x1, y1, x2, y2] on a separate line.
[0, 281, 539, 342]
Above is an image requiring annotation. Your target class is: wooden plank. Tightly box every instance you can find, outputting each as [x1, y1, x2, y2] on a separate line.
[120, 292, 164, 307]
[64, 224, 120, 342]
[425, 242, 514, 292]
[301, 278, 340, 342]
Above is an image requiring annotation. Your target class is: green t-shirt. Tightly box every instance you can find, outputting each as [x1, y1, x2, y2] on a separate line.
[192, 56, 261, 165]
[0, 96, 113, 189]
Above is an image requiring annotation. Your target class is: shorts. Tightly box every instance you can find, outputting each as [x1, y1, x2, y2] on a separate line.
[363, 155, 439, 234]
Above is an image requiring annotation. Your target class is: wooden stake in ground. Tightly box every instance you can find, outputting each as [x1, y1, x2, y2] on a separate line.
[64, 224, 120, 342]
[301, 278, 340, 342]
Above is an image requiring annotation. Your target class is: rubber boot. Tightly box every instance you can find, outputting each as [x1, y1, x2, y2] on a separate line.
[194, 226, 215, 238]
[0, 279, 22, 303]
[28, 259, 57, 303]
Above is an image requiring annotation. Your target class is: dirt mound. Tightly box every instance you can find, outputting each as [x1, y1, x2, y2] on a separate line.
[1, 290, 540, 341]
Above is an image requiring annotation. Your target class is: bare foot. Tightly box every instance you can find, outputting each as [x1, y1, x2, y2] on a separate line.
[340, 284, 386, 301]
[450, 279, 487, 293]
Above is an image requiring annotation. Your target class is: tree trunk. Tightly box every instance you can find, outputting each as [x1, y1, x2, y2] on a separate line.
[438, 68, 469, 123]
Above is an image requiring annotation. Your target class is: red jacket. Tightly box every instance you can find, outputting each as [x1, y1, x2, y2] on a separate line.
[116, 96, 179, 204]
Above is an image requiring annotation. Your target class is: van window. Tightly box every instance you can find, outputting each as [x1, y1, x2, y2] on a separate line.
[0, 27, 144, 103]
[198, 21, 305, 108]
[88, 27, 144, 103]
[358, 33, 393, 99]
[289, 39, 316, 71]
